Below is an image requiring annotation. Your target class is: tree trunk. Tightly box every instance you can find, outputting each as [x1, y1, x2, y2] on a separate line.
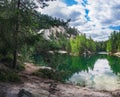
[12, 0, 20, 68]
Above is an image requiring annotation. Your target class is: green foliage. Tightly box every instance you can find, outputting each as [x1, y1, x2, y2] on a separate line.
[33, 68, 68, 82]
[66, 27, 78, 36]
[33, 69, 54, 79]
[16, 64, 25, 71]
[106, 31, 120, 53]
[69, 34, 96, 55]
[0, 0, 37, 67]
[107, 40, 112, 52]
[96, 41, 107, 52]
[66, 40, 71, 53]
[88, 38, 96, 52]
[0, 70, 20, 82]
[36, 13, 69, 29]
[70, 38, 79, 55]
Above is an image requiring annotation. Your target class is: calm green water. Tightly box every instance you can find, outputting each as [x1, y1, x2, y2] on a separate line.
[32, 53, 120, 90]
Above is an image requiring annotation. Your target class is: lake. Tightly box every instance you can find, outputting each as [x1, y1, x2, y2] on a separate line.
[32, 53, 120, 91]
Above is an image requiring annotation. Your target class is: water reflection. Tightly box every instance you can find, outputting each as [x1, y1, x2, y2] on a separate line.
[32, 54, 120, 90]
[68, 59, 120, 90]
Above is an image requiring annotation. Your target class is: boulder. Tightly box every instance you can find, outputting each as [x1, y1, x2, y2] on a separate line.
[112, 90, 120, 97]
[18, 89, 49, 97]
[18, 89, 35, 97]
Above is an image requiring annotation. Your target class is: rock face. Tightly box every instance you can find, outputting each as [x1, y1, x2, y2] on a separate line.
[39, 26, 66, 40]
[39, 26, 77, 40]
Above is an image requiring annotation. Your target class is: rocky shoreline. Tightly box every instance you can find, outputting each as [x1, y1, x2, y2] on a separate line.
[1, 79, 120, 97]
[0, 73, 120, 97]
[0, 63, 120, 97]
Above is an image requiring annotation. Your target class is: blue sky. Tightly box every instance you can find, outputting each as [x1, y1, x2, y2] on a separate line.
[62, 0, 78, 6]
[40, 0, 120, 41]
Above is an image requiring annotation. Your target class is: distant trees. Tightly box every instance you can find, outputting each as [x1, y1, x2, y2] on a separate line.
[36, 13, 69, 29]
[69, 34, 96, 55]
[106, 31, 120, 53]
[106, 40, 112, 52]
[68, 30, 120, 55]
[96, 41, 107, 52]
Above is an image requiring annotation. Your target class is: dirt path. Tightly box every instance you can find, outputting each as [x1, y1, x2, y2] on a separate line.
[20, 63, 40, 75]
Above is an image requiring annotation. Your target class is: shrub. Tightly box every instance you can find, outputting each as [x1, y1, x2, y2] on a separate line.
[0, 70, 20, 82]
[33, 68, 68, 82]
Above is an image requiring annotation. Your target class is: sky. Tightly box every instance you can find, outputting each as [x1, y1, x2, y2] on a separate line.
[39, 0, 120, 41]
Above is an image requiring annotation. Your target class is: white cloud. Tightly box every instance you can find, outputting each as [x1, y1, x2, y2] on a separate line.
[38, 0, 120, 41]
[39, 0, 85, 20]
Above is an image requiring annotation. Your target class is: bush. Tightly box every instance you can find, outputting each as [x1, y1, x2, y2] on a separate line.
[0, 55, 13, 67]
[16, 64, 25, 71]
[0, 70, 20, 82]
[33, 68, 68, 82]
[33, 69, 55, 79]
